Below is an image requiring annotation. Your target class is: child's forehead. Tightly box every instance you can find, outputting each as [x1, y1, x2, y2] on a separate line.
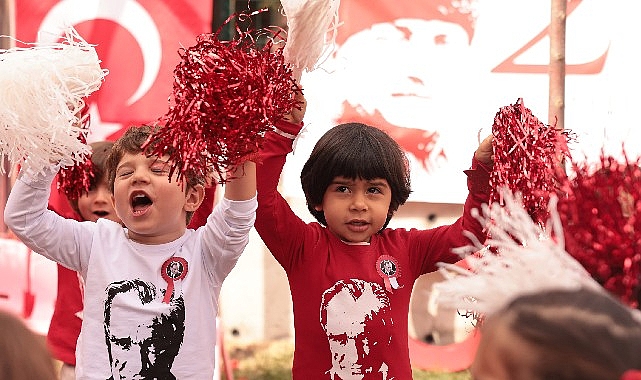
[332, 175, 388, 184]
[90, 176, 110, 188]
[118, 152, 171, 165]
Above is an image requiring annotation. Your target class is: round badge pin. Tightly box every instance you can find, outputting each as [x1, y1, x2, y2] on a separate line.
[376, 255, 402, 293]
[161, 257, 188, 303]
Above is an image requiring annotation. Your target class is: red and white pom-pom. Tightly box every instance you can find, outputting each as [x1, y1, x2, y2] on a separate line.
[0, 27, 108, 175]
[435, 188, 603, 317]
[557, 150, 641, 308]
[144, 13, 301, 183]
[281, 0, 340, 76]
[490, 98, 573, 226]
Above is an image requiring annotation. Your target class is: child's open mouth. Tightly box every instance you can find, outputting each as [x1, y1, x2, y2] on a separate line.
[93, 210, 109, 218]
[130, 191, 153, 216]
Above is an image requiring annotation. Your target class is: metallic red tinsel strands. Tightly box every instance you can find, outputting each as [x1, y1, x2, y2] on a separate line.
[56, 103, 94, 200]
[557, 152, 641, 308]
[490, 98, 571, 226]
[57, 156, 95, 200]
[143, 14, 301, 184]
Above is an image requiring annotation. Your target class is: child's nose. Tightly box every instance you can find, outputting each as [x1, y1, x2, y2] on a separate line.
[94, 187, 111, 202]
[350, 193, 368, 211]
[131, 169, 150, 185]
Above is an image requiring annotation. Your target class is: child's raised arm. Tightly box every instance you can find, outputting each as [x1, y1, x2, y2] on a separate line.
[474, 134, 494, 166]
[223, 161, 256, 201]
[282, 89, 307, 126]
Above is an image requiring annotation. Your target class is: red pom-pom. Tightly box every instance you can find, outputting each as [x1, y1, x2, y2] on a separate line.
[143, 11, 302, 184]
[57, 157, 95, 200]
[56, 104, 94, 200]
[490, 98, 572, 225]
[557, 150, 641, 308]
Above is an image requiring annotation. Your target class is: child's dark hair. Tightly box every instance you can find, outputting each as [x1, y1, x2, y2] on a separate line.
[300, 123, 411, 229]
[495, 287, 641, 379]
[68, 140, 114, 214]
[106, 125, 205, 223]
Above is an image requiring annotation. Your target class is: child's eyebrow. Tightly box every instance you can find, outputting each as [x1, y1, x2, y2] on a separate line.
[331, 177, 389, 188]
[151, 158, 170, 165]
[330, 177, 353, 185]
[115, 159, 134, 171]
[367, 179, 389, 187]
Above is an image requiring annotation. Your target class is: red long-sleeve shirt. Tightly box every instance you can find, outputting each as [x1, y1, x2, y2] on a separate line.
[256, 121, 490, 379]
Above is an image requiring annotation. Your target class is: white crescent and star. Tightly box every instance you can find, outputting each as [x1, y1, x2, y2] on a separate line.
[37, 0, 163, 141]
[38, 0, 161, 106]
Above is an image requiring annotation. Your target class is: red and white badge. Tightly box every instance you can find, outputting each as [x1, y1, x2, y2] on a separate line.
[376, 255, 402, 293]
[161, 257, 188, 303]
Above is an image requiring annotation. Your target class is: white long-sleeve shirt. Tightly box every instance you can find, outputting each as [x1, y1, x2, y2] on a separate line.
[5, 168, 256, 379]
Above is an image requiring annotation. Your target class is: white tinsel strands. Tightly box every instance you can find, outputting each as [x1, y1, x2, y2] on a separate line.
[0, 27, 108, 175]
[280, 0, 340, 76]
[434, 188, 602, 318]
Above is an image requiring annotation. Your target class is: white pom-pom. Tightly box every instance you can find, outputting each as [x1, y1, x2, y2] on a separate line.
[281, 0, 340, 76]
[434, 188, 603, 317]
[0, 27, 108, 175]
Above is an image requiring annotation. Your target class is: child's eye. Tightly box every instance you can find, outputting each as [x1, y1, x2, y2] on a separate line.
[117, 170, 132, 178]
[368, 187, 382, 194]
[335, 185, 349, 193]
[151, 165, 169, 174]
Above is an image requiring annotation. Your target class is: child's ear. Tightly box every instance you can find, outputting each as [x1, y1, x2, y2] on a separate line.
[314, 204, 323, 212]
[184, 184, 205, 212]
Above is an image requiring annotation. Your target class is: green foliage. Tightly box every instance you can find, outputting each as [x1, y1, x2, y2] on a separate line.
[413, 369, 472, 380]
[227, 340, 471, 380]
[230, 340, 294, 380]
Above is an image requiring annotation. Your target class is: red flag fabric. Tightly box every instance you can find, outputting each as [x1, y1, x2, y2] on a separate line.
[16, 0, 214, 142]
[336, 1, 477, 46]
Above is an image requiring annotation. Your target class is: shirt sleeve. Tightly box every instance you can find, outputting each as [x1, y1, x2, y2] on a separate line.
[200, 194, 257, 281]
[4, 168, 94, 272]
[409, 155, 491, 275]
[255, 120, 309, 270]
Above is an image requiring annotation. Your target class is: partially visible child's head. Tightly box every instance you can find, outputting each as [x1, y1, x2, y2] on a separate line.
[0, 310, 57, 380]
[300, 123, 411, 230]
[69, 141, 120, 223]
[472, 287, 641, 380]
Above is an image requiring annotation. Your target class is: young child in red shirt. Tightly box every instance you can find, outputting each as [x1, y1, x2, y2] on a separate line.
[256, 93, 493, 379]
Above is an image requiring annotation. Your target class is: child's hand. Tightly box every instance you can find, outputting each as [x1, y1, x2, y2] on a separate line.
[474, 134, 494, 166]
[282, 90, 307, 125]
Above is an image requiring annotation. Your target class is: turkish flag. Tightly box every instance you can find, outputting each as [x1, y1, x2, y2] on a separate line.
[16, 0, 214, 142]
[15, 0, 216, 219]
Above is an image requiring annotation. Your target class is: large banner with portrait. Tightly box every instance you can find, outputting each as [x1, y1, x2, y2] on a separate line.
[286, 0, 641, 204]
